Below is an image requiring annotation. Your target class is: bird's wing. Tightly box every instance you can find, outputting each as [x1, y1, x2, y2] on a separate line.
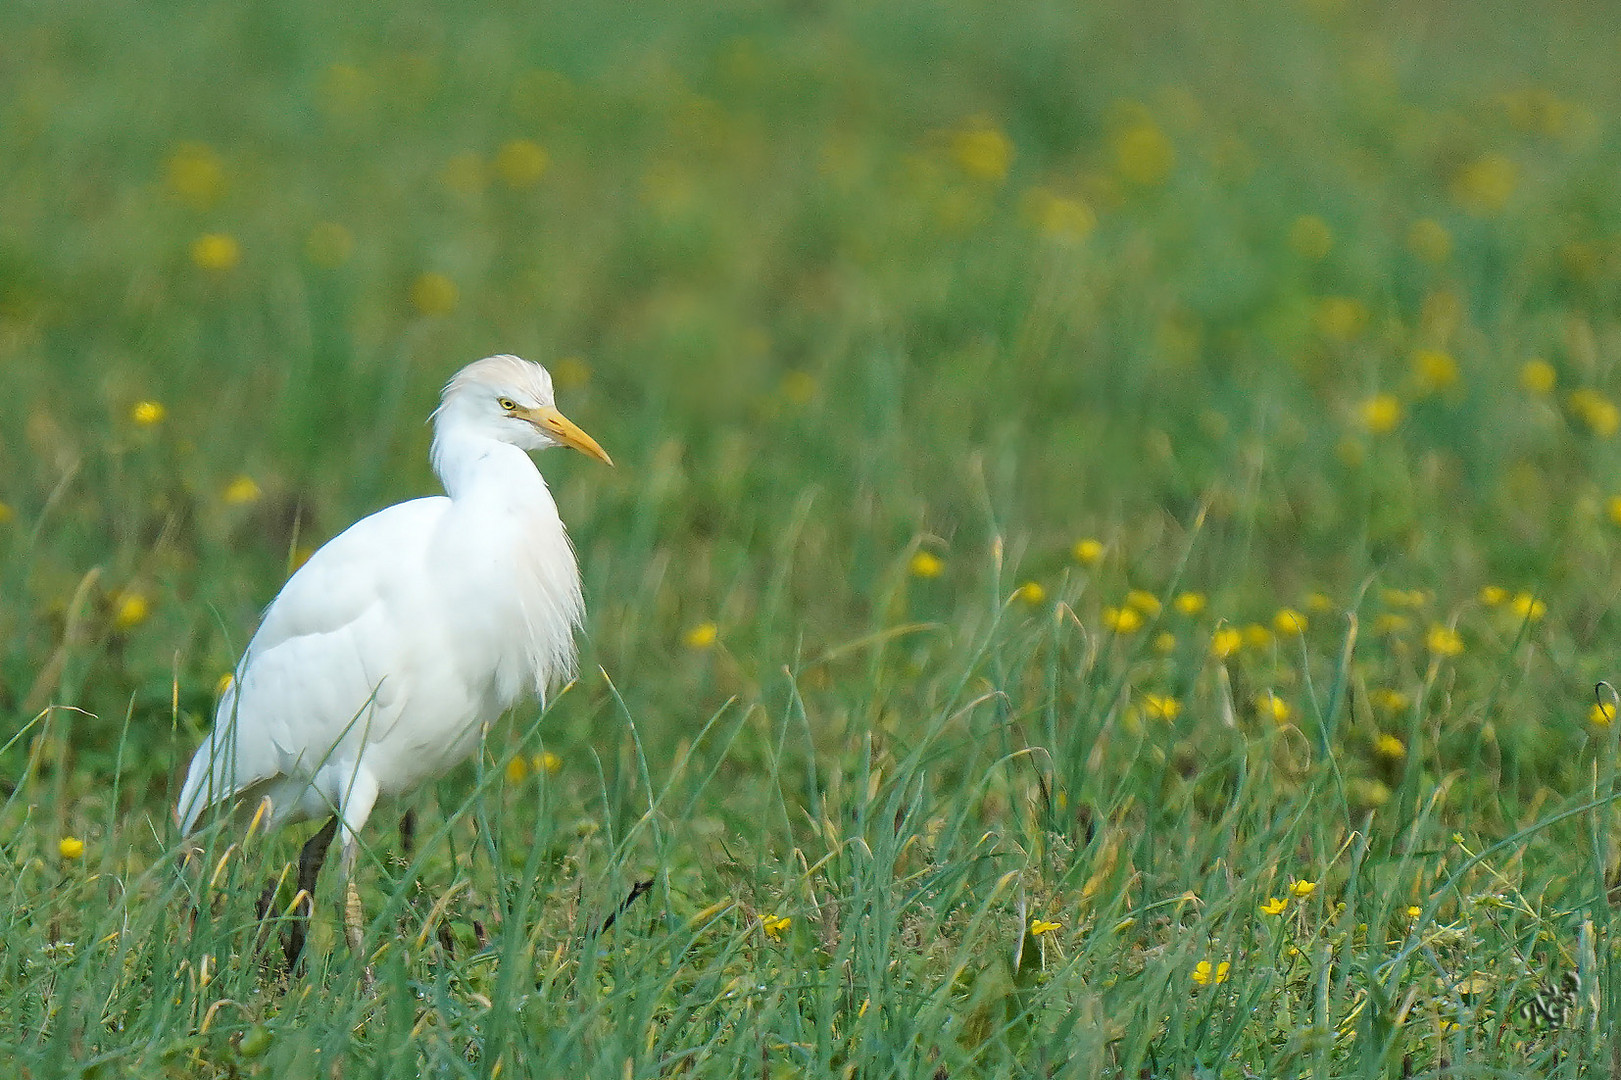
[176, 497, 451, 832]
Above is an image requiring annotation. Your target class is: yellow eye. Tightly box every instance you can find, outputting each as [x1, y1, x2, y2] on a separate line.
[498, 397, 518, 411]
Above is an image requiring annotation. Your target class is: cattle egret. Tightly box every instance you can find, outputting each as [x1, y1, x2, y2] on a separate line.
[175, 354, 611, 966]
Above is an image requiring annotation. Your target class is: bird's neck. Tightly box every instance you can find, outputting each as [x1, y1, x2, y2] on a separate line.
[431, 430, 548, 503]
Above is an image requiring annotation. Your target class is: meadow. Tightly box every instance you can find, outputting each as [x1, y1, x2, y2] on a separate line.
[5, 0, 1621, 1074]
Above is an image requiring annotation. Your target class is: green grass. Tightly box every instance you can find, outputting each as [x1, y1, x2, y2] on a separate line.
[6, 0, 1621, 1074]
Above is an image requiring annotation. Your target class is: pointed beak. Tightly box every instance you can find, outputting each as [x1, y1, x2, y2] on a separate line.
[519, 405, 613, 466]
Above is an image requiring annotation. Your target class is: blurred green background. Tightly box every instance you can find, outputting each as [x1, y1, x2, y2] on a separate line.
[8, 0, 1621, 1073]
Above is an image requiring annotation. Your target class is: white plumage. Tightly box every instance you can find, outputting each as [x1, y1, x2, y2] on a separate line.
[175, 354, 610, 958]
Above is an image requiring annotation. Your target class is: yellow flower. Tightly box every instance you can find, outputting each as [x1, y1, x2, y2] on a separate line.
[305, 222, 354, 267]
[1381, 588, 1429, 608]
[950, 120, 1013, 182]
[191, 233, 240, 272]
[223, 475, 261, 505]
[1191, 959, 1230, 987]
[1072, 538, 1105, 566]
[1520, 358, 1556, 395]
[0, 501, 11, 524]
[215, 672, 235, 696]
[1242, 624, 1273, 651]
[780, 370, 817, 406]
[1259, 897, 1288, 916]
[166, 143, 226, 209]
[1360, 394, 1403, 434]
[1257, 693, 1291, 724]
[1289, 879, 1317, 898]
[494, 138, 550, 188]
[59, 837, 86, 860]
[684, 622, 718, 649]
[1374, 733, 1406, 759]
[1272, 608, 1307, 636]
[533, 750, 563, 774]
[1451, 153, 1518, 215]
[1126, 589, 1162, 615]
[1410, 348, 1459, 394]
[1426, 625, 1463, 657]
[553, 356, 591, 390]
[410, 273, 459, 316]
[1591, 702, 1615, 727]
[1289, 215, 1333, 260]
[1407, 218, 1453, 264]
[1153, 631, 1177, 654]
[1373, 613, 1411, 635]
[505, 756, 530, 784]
[909, 551, 944, 578]
[1015, 582, 1046, 607]
[1211, 627, 1242, 659]
[1315, 296, 1369, 342]
[1478, 585, 1508, 606]
[1305, 591, 1333, 613]
[1112, 121, 1175, 186]
[1029, 918, 1061, 936]
[1569, 388, 1620, 436]
[1173, 591, 1206, 616]
[1021, 188, 1096, 241]
[131, 400, 166, 426]
[1143, 694, 1180, 721]
[1103, 606, 1143, 634]
[1371, 688, 1409, 714]
[1509, 592, 1546, 622]
[762, 914, 791, 940]
[1406, 905, 1422, 919]
[113, 592, 150, 630]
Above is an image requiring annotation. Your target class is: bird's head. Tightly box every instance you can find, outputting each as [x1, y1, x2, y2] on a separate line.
[436, 354, 612, 465]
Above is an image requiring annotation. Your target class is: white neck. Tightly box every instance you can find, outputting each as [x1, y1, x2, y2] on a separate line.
[430, 426, 546, 501]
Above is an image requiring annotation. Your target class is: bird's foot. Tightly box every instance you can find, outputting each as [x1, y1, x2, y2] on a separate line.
[345, 877, 375, 990]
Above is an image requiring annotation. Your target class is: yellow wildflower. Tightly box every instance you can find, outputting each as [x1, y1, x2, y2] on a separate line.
[1015, 582, 1046, 606]
[1211, 627, 1242, 659]
[1371, 688, 1408, 714]
[191, 233, 240, 272]
[131, 400, 166, 426]
[1407, 218, 1453, 264]
[1259, 897, 1288, 916]
[1411, 348, 1459, 394]
[1273, 608, 1307, 636]
[1451, 153, 1518, 215]
[59, 837, 86, 860]
[1288, 215, 1333, 260]
[1373, 613, 1411, 635]
[0, 501, 11, 524]
[553, 356, 591, 390]
[1569, 388, 1620, 436]
[1509, 592, 1546, 621]
[1191, 960, 1230, 987]
[113, 592, 150, 630]
[1242, 624, 1273, 651]
[305, 222, 354, 267]
[1360, 394, 1403, 434]
[684, 622, 718, 649]
[1143, 694, 1180, 721]
[1257, 693, 1291, 724]
[1591, 702, 1615, 727]
[494, 138, 550, 188]
[1029, 918, 1061, 936]
[909, 551, 944, 579]
[780, 370, 817, 406]
[1374, 734, 1406, 759]
[1304, 591, 1333, 613]
[1153, 631, 1177, 654]
[1520, 358, 1556, 395]
[950, 120, 1013, 182]
[533, 750, 563, 774]
[1126, 589, 1162, 615]
[223, 475, 261, 505]
[215, 672, 234, 696]
[1072, 538, 1106, 566]
[1381, 588, 1428, 608]
[1289, 879, 1317, 898]
[1103, 606, 1143, 634]
[1174, 591, 1206, 616]
[1406, 905, 1422, 919]
[165, 143, 225, 209]
[505, 756, 530, 784]
[1478, 585, 1508, 606]
[762, 914, 791, 940]
[1315, 296, 1369, 341]
[1426, 625, 1463, 657]
[1112, 120, 1175, 186]
[1022, 188, 1096, 241]
[410, 273, 459, 316]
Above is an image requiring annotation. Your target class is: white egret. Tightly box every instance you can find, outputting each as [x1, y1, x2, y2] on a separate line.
[175, 354, 611, 966]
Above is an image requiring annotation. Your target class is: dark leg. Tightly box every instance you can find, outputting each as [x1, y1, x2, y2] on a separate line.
[398, 808, 416, 864]
[282, 816, 339, 970]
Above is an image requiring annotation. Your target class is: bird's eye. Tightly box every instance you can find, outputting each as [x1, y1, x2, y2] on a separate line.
[498, 397, 518, 411]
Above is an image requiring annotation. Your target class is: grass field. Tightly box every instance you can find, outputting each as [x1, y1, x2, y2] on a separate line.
[7, 0, 1621, 1074]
